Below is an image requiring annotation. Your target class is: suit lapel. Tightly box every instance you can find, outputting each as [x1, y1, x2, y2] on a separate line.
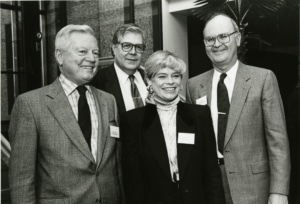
[92, 88, 109, 168]
[143, 105, 172, 180]
[142, 103, 195, 182]
[198, 70, 214, 107]
[224, 63, 251, 147]
[176, 103, 194, 181]
[138, 68, 148, 86]
[46, 79, 95, 163]
[105, 65, 126, 114]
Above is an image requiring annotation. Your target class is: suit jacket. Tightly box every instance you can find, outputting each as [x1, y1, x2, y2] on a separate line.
[120, 102, 225, 204]
[91, 64, 147, 116]
[9, 79, 124, 204]
[186, 62, 290, 204]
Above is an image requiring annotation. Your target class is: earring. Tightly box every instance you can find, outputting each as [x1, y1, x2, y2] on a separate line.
[147, 85, 154, 94]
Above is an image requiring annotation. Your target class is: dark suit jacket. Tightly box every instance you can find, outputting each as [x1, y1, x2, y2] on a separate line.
[186, 62, 290, 204]
[120, 102, 225, 204]
[9, 79, 124, 204]
[91, 64, 147, 116]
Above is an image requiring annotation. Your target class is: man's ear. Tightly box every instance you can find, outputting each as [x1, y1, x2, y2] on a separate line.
[55, 49, 63, 66]
[236, 32, 242, 47]
[111, 45, 116, 57]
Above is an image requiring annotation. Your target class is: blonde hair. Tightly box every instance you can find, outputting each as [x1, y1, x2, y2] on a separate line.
[144, 50, 186, 79]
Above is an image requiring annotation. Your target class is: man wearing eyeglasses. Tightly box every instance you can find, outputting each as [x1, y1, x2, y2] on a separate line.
[92, 23, 147, 116]
[186, 13, 290, 204]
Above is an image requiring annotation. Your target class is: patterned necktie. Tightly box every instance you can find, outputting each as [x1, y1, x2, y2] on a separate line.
[129, 75, 144, 108]
[217, 73, 230, 154]
[77, 86, 91, 149]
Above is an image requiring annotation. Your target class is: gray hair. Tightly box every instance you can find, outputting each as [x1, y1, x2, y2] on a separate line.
[55, 24, 95, 51]
[112, 23, 145, 45]
[144, 50, 186, 79]
[203, 12, 240, 35]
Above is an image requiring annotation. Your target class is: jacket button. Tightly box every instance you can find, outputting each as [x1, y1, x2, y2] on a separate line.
[185, 189, 189, 193]
[96, 199, 101, 204]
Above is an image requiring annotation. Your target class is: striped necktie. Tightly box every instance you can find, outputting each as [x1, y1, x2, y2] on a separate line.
[129, 75, 144, 108]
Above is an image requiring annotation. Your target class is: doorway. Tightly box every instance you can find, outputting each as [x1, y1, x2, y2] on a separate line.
[1, 2, 47, 202]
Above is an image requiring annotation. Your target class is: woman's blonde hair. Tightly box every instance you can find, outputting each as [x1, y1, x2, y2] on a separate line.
[144, 50, 186, 79]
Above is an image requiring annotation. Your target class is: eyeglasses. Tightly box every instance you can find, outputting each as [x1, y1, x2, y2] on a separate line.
[118, 42, 146, 53]
[204, 31, 238, 47]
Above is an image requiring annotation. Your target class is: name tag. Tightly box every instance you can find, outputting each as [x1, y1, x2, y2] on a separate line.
[110, 126, 120, 138]
[178, 132, 195, 145]
[196, 95, 207, 105]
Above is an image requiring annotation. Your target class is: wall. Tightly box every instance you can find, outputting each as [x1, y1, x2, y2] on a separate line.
[161, 0, 188, 97]
[65, 0, 160, 67]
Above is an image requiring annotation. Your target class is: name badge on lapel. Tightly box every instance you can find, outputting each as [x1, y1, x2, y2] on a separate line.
[178, 132, 195, 145]
[196, 95, 207, 105]
[110, 126, 120, 138]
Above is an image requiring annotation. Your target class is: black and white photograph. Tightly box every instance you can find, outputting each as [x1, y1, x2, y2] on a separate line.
[1, 0, 299, 204]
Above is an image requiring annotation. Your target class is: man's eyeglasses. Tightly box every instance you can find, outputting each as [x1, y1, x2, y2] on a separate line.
[204, 31, 238, 47]
[118, 42, 146, 53]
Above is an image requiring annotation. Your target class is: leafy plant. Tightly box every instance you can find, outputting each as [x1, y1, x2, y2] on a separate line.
[193, 0, 285, 30]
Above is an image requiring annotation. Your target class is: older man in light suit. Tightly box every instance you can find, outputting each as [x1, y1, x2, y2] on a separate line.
[9, 25, 124, 204]
[186, 13, 290, 204]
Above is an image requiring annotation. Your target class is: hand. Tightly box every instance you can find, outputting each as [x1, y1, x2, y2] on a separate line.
[268, 194, 288, 204]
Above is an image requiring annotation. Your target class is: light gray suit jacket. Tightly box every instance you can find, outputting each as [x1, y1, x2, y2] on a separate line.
[186, 62, 290, 204]
[9, 79, 124, 204]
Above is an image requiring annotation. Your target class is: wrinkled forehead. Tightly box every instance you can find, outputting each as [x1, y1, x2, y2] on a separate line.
[203, 15, 235, 37]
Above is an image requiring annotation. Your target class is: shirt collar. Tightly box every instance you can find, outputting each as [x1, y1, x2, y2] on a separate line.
[59, 74, 92, 95]
[226, 60, 239, 82]
[213, 60, 239, 82]
[114, 62, 140, 85]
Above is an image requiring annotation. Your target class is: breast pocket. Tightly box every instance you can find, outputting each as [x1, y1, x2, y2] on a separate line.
[251, 160, 270, 174]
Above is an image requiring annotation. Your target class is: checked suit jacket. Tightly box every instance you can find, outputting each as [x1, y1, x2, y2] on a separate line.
[8, 79, 124, 204]
[186, 62, 290, 204]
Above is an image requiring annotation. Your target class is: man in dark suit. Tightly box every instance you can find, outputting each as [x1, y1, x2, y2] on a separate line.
[9, 25, 124, 204]
[91, 23, 148, 116]
[186, 13, 290, 204]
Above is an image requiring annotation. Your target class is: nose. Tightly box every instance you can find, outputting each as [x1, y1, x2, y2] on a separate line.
[129, 45, 137, 54]
[166, 76, 174, 84]
[86, 51, 97, 62]
[213, 38, 222, 47]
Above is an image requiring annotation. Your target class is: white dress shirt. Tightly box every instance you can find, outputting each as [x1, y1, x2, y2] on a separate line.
[114, 63, 147, 111]
[211, 61, 238, 158]
[59, 74, 98, 161]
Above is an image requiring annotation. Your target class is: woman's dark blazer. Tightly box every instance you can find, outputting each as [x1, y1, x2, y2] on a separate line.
[120, 102, 225, 204]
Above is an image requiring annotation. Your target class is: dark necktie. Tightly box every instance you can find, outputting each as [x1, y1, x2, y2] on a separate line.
[217, 73, 230, 154]
[77, 86, 91, 149]
[129, 75, 144, 108]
